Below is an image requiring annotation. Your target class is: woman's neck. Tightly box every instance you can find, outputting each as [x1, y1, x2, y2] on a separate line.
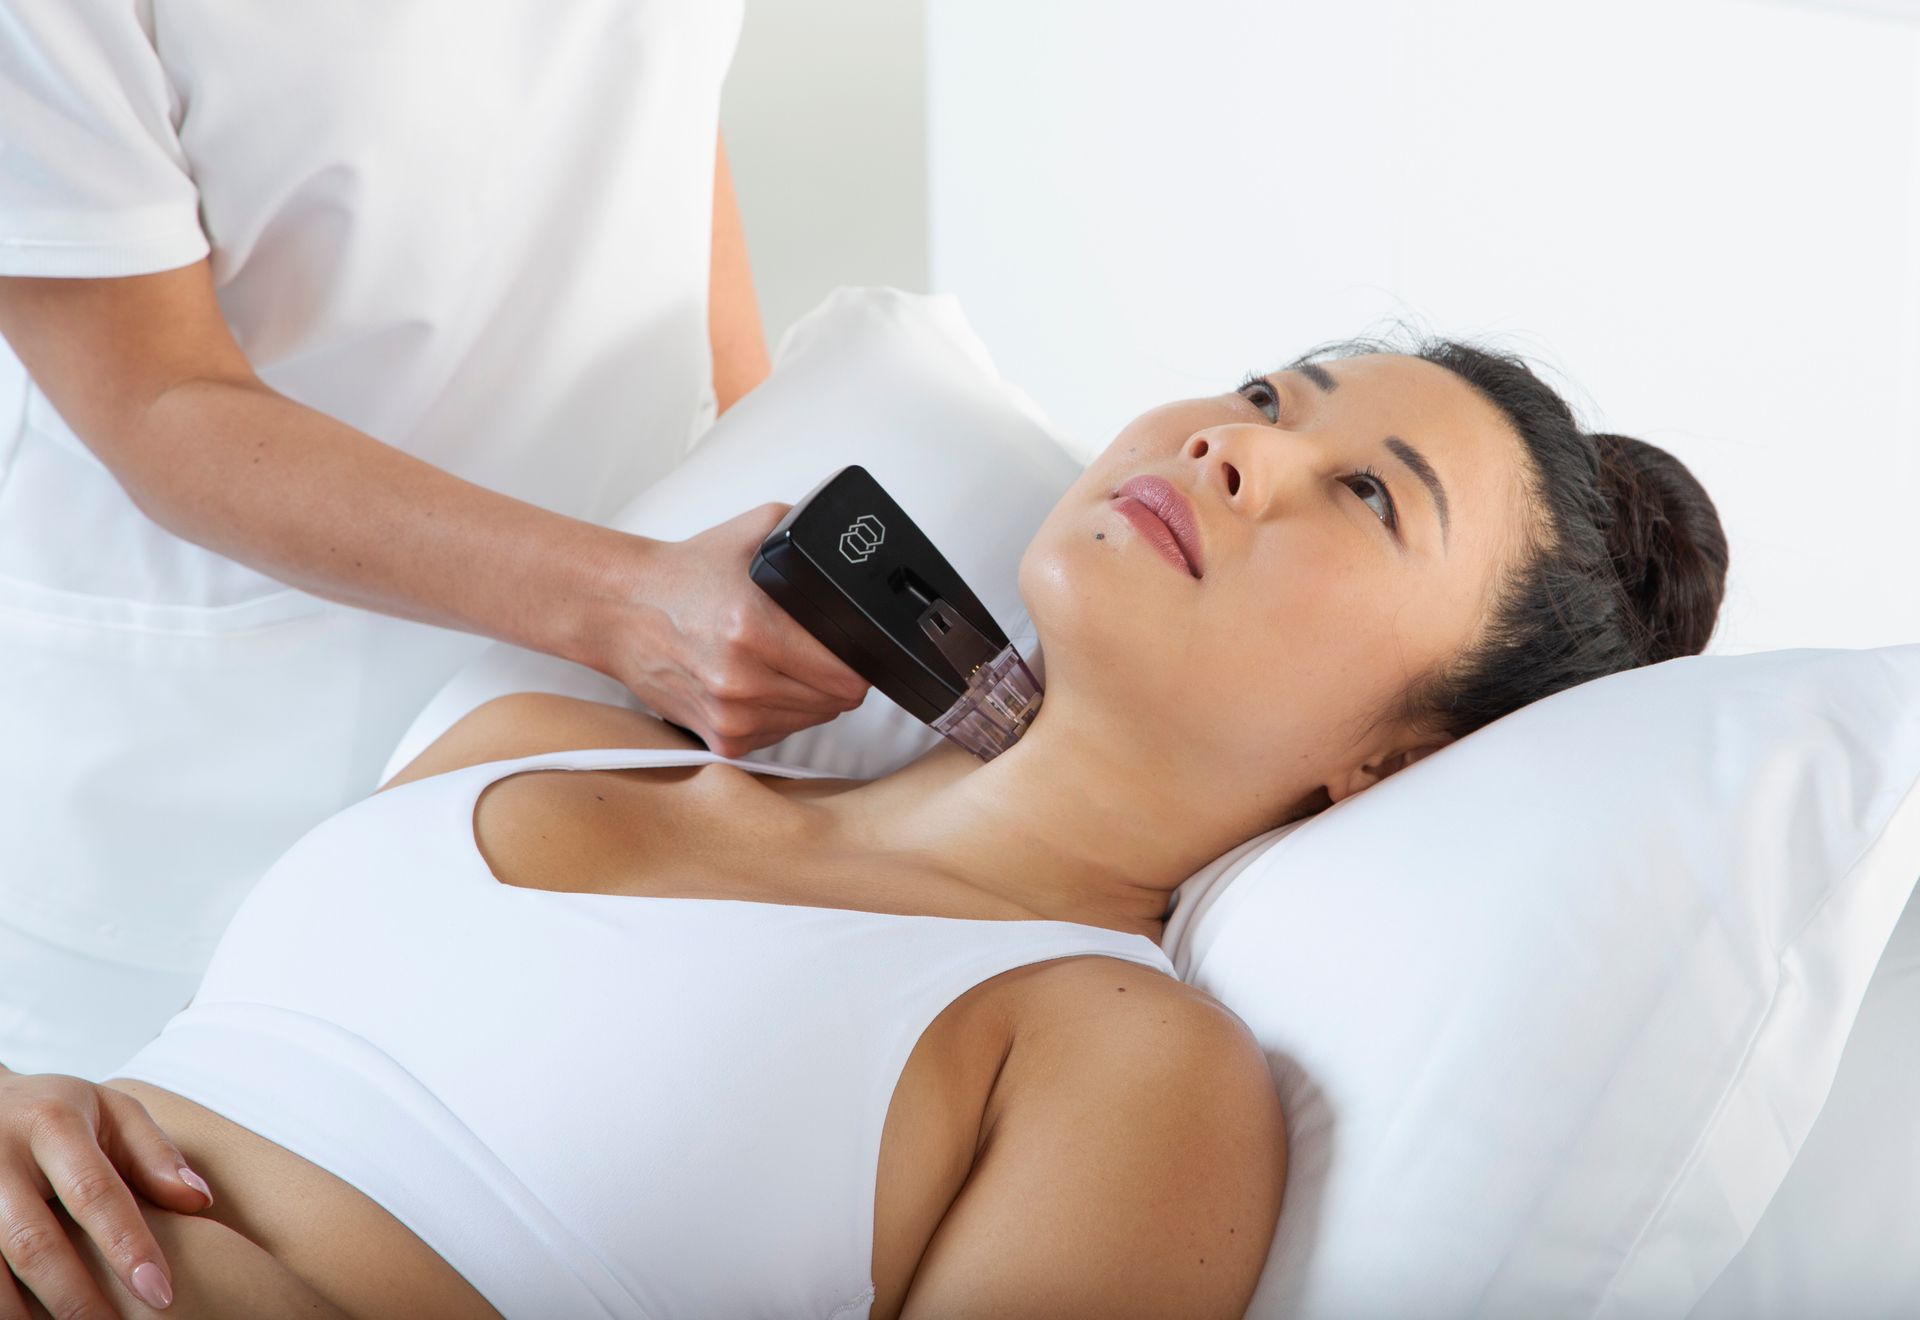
[786, 692, 1254, 940]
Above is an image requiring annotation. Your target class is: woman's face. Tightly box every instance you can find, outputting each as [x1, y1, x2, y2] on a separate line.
[1019, 351, 1533, 820]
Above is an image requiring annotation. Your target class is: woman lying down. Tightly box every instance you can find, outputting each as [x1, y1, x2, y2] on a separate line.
[0, 335, 1726, 1319]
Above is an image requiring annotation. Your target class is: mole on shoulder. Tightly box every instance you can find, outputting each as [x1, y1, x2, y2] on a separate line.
[1095, 532, 1105, 540]
[1116, 986, 1127, 992]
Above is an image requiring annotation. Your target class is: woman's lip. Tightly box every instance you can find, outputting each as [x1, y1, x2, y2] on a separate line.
[1112, 498, 1197, 577]
[1112, 476, 1205, 578]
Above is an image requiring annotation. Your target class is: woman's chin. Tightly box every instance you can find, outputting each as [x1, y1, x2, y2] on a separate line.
[1022, 512, 1188, 629]
[1019, 546, 1197, 725]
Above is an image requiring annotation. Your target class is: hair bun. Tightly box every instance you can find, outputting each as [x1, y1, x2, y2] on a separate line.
[1588, 432, 1730, 663]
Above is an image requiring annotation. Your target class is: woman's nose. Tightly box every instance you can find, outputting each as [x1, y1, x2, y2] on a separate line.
[1185, 424, 1254, 503]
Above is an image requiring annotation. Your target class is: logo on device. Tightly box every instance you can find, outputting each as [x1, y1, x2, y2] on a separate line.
[840, 514, 885, 563]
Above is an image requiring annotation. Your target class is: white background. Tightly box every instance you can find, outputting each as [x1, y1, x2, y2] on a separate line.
[723, 0, 1920, 655]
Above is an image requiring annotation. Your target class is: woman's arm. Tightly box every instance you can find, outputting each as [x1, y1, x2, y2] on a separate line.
[898, 982, 1287, 1319]
[706, 132, 771, 415]
[20, 1200, 353, 1320]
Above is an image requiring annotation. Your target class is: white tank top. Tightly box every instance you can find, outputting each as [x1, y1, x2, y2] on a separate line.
[111, 746, 1177, 1318]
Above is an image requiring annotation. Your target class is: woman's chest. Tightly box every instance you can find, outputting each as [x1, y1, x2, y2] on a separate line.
[461, 764, 1042, 1313]
[473, 762, 804, 902]
[472, 762, 1037, 924]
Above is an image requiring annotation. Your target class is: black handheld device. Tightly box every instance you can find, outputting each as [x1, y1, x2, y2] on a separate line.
[749, 465, 1042, 760]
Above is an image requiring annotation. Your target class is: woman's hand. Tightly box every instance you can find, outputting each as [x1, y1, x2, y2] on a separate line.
[0, 1065, 213, 1317]
[590, 503, 872, 759]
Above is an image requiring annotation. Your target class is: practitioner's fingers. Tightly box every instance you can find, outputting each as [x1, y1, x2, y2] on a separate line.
[602, 503, 872, 753]
[27, 1101, 176, 1313]
[95, 1090, 211, 1217]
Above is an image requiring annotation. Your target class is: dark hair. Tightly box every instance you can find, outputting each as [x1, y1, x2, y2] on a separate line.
[1284, 334, 1730, 747]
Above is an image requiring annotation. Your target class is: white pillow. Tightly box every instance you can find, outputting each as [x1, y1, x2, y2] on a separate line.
[1161, 644, 1920, 1319]
[377, 287, 1083, 785]
[381, 286, 1920, 1317]
[1687, 884, 1920, 1319]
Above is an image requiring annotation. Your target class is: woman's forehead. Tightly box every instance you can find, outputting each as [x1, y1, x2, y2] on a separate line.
[1291, 352, 1489, 427]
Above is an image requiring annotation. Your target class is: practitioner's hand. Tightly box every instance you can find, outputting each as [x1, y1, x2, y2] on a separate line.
[594, 503, 872, 759]
[0, 1065, 212, 1317]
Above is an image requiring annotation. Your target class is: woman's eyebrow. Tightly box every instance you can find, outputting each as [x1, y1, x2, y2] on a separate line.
[1297, 362, 1339, 393]
[1383, 436, 1452, 552]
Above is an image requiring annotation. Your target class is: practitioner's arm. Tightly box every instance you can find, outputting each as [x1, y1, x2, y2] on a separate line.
[0, 265, 865, 759]
[0, 263, 625, 669]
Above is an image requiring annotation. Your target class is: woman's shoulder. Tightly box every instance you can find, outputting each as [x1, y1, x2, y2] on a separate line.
[909, 958, 1286, 1316]
[997, 956, 1279, 1161]
[1011, 952, 1243, 1045]
[376, 692, 700, 794]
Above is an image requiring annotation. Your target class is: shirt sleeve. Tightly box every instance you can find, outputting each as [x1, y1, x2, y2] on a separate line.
[0, 0, 210, 277]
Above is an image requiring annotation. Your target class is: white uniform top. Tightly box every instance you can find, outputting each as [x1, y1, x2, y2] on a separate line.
[0, 0, 742, 1077]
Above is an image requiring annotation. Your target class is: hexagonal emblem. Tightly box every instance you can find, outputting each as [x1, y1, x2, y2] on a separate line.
[839, 513, 886, 563]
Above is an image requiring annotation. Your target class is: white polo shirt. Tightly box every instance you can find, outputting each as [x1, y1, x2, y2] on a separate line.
[0, 0, 741, 1076]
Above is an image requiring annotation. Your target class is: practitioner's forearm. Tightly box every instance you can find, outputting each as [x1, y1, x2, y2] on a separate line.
[128, 377, 650, 670]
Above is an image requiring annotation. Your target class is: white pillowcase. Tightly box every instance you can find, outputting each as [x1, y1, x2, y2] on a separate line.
[379, 287, 1920, 1318]
[1161, 644, 1920, 1319]
[1687, 884, 1920, 1319]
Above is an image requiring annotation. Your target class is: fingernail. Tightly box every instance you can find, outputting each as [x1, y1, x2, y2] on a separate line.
[178, 1165, 213, 1204]
[130, 1260, 173, 1309]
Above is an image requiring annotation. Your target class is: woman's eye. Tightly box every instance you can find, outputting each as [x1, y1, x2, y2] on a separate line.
[1344, 471, 1399, 533]
[1233, 377, 1399, 538]
[1236, 375, 1280, 422]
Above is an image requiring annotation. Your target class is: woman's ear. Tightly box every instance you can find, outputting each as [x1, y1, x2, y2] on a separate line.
[1325, 738, 1452, 805]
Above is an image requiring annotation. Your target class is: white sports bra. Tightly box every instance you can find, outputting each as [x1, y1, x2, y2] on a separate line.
[112, 744, 1177, 1318]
